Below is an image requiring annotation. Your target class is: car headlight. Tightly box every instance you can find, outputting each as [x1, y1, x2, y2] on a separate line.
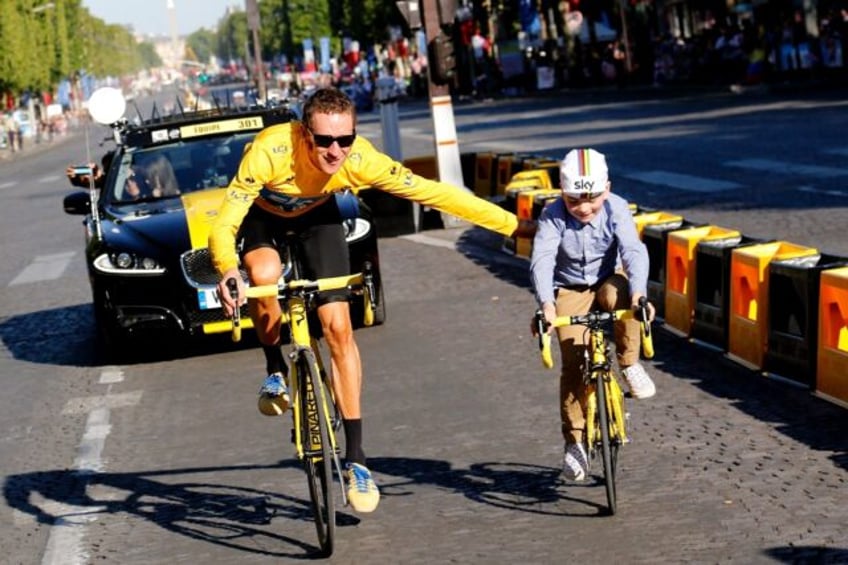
[344, 218, 372, 243]
[93, 252, 166, 275]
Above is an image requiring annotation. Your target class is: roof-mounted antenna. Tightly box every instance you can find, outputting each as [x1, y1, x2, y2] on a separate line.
[131, 100, 144, 123]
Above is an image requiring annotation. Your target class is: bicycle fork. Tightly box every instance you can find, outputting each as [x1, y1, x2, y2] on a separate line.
[584, 330, 628, 447]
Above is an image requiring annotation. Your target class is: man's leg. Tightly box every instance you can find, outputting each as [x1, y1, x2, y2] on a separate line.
[317, 300, 378, 512]
[243, 247, 290, 414]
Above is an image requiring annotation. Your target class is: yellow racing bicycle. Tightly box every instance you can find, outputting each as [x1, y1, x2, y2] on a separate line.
[182, 236, 379, 557]
[534, 297, 654, 515]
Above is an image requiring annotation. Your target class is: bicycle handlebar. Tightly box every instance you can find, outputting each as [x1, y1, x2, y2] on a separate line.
[226, 278, 241, 343]
[225, 272, 370, 342]
[534, 297, 655, 369]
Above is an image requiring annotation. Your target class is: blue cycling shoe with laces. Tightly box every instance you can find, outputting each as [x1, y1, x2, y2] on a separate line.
[257, 372, 290, 416]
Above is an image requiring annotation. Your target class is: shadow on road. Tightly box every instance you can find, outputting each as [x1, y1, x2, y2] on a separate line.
[3, 460, 358, 560]
[0, 303, 260, 368]
[370, 456, 610, 517]
[764, 545, 848, 564]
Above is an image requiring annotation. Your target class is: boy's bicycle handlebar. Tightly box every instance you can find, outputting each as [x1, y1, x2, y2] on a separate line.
[534, 296, 655, 369]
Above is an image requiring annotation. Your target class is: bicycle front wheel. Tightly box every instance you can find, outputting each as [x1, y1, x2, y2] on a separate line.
[296, 349, 336, 556]
[595, 371, 617, 515]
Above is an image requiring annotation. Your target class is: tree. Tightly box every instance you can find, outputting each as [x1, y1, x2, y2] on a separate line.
[187, 28, 217, 66]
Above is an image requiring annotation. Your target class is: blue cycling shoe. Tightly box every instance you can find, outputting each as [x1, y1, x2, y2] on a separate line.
[257, 372, 290, 416]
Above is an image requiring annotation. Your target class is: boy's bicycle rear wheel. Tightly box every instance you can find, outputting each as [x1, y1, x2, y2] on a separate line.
[296, 349, 336, 556]
[595, 371, 617, 515]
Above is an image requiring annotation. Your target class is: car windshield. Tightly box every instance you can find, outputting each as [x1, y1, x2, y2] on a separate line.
[109, 132, 254, 204]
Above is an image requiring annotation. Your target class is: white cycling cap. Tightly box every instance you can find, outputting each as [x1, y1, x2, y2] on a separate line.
[560, 148, 608, 198]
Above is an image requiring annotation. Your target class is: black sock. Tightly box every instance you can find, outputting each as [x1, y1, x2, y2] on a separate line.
[262, 343, 286, 376]
[343, 418, 365, 466]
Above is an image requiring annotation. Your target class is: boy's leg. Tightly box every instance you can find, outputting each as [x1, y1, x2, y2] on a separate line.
[595, 274, 640, 367]
[555, 287, 595, 444]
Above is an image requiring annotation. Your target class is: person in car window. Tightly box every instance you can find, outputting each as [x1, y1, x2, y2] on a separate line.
[66, 150, 116, 190]
[123, 165, 152, 200]
[530, 148, 657, 483]
[208, 87, 534, 515]
[144, 154, 180, 196]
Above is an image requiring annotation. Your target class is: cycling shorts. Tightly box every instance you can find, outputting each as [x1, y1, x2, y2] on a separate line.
[238, 196, 350, 304]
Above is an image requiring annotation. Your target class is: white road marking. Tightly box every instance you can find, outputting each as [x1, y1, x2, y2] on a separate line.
[38, 174, 62, 183]
[399, 233, 457, 250]
[61, 390, 143, 415]
[798, 186, 848, 197]
[42, 369, 133, 565]
[8, 251, 76, 286]
[99, 367, 125, 384]
[0, 181, 15, 189]
[73, 407, 111, 472]
[623, 171, 743, 192]
[726, 158, 848, 178]
[40, 505, 97, 565]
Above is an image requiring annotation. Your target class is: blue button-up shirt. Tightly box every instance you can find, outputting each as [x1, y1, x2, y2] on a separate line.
[530, 193, 649, 306]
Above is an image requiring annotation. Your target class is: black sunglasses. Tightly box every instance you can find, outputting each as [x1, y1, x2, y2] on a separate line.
[309, 130, 356, 148]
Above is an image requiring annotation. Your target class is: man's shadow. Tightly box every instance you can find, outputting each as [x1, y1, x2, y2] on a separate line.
[4, 460, 359, 560]
[6, 456, 612, 559]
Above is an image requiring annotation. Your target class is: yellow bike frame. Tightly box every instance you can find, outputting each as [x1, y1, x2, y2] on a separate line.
[537, 307, 653, 448]
[244, 273, 369, 460]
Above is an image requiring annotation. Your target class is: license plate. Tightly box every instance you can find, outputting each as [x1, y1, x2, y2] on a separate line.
[197, 288, 221, 310]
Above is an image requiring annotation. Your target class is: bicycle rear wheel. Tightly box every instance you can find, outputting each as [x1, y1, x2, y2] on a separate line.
[595, 371, 617, 515]
[296, 349, 336, 556]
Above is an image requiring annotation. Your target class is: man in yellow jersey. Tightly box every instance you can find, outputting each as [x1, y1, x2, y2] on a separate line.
[209, 87, 532, 513]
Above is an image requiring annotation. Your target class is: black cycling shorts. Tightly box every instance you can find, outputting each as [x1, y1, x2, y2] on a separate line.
[238, 197, 350, 303]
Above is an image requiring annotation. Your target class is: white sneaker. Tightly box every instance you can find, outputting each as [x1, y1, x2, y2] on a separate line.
[622, 363, 656, 399]
[562, 442, 588, 481]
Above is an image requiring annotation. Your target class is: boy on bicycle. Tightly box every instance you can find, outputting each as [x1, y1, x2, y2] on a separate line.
[530, 148, 656, 481]
[209, 87, 534, 513]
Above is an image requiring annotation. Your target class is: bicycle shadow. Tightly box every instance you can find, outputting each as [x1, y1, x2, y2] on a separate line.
[368, 456, 610, 517]
[4, 460, 359, 559]
[763, 545, 848, 563]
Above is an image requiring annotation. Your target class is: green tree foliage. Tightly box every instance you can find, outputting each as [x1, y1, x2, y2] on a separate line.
[0, 0, 160, 97]
[187, 28, 217, 65]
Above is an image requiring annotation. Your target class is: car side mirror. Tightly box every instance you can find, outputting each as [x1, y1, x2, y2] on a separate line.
[63, 191, 91, 215]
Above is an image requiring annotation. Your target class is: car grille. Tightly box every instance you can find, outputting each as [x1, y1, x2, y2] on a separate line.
[181, 248, 224, 286]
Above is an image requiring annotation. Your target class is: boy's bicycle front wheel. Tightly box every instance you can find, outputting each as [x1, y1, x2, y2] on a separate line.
[595, 371, 617, 515]
[296, 350, 336, 556]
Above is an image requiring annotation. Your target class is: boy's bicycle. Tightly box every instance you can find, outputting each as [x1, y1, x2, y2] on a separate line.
[533, 297, 654, 515]
[183, 237, 379, 557]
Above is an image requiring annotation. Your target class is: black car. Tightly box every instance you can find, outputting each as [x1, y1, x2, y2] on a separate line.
[63, 97, 385, 353]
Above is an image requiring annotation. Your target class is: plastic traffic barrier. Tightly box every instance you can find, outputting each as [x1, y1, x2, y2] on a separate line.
[691, 235, 768, 350]
[765, 253, 848, 387]
[816, 266, 848, 404]
[632, 210, 684, 238]
[643, 219, 700, 319]
[728, 241, 820, 370]
[664, 225, 741, 337]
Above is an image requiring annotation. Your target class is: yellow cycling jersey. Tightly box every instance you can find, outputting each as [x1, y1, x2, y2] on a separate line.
[209, 120, 518, 275]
